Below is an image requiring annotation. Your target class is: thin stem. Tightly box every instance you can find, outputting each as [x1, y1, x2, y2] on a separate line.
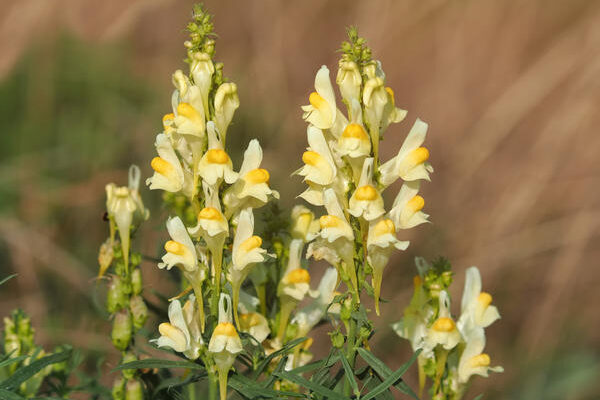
[277, 300, 295, 343]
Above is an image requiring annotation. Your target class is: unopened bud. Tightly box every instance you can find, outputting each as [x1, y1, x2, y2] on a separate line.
[121, 352, 137, 380]
[112, 377, 126, 400]
[107, 276, 129, 314]
[112, 310, 132, 351]
[125, 379, 144, 400]
[130, 295, 148, 331]
[330, 331, 345, 348]
[131, 268, 143, 295]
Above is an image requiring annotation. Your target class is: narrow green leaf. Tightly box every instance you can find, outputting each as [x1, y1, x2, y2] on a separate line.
[473, 395, 483, 400]
[0, 355, 28, 369]
[113, 358, 204, 371]
[229, 374, 304, 399]
[275, 370, 346, 400]
[0, 351, 72, 390]
[339, 350, 359, 396]
[357, 348, 420, 399]
[253, 337, 307, 379]
[0, 274, 17, 286]
[0, 389, 24, 400]
[290, 354, 340, 374]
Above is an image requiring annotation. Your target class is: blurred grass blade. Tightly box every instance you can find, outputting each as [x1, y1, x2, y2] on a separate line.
[0, 350, 72, 390]
[0, 274, 17, 286]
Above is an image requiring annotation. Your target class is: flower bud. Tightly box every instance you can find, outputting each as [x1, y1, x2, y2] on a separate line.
[125, 379, 144, 400]
[290, 205, 316, 242]
[112, 377, 126, 400]
[98, 239, 114, 278]
[336, 59, 361, 105]
[121, 352, 137, 380]
[3, 315, 20, 357]
[107, 276, 129, 314]
[330, 331, 345, 348]
[112, 310, 133, 351]
[131, 268, 143, 295]
[130, 295, 149, 331]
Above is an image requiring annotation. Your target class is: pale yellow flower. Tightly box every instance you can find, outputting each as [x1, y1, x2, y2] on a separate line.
[190, 52, 214, 117]
[379, 118, 433, 185]
[238, 312, 270, 343]
[336, 59, 362, 109]
[146, 134, 191, 195]
[367, 218, 409, 315]
[214, 82, 240, 144]
[457, 325, 503, 384]
[172, 70, 206, 138]
[348, 158, 385, 221]
[301, 66, 337, 130]
[153, 295, 203, 360]
[159, 216, 198, 272]
[223, 139, 279, 215]
[197, 122, 238, 186]
[389, 181, 430, 230]
[290, 205, 319, 242]
[208, 294, 243, 400]
[457, 267, 500, 331]
[425, 291, 461, 351]
[336, 100, 371, 160]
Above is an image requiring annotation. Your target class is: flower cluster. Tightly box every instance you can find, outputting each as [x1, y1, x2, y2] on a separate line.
[297, 28, 432, 315]
[393, 259, 503, 398]
[101, 165, 149, 400]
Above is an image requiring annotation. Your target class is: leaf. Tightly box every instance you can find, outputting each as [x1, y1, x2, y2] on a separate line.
[0, 351, 72, 390]
[339, 350, 359, 396]
[473, 395, 483, 400]
[357, 348, 420, 400]
[152, 372, 208, 397]
[252, 337, 307, 379]
[0, 389, 24, 400]
[0, 355, 28, 369]
[290, 354, 340, 375]
[229, 374, 304, 399]
[0, 274, 17, 286]
[358, 348, 421, 400]
[113, 358, 204, 372]
[274, 370, 346, 400]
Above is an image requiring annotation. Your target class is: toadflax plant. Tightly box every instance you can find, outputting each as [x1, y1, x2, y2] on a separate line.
[0, 4, 503, 400]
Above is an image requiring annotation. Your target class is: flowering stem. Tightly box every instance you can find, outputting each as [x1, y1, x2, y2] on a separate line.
[277, 300, 295, 343]
[231, 281, 242, 329]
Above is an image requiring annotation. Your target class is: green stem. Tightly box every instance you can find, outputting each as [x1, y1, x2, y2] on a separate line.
[208, 369, 218, 400]
[277, 300, 295, 343]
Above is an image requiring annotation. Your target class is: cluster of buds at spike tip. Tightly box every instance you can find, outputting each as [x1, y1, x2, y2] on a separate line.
[101, 165, 149, 397]
[393, 261, 502, 399]
[296, 28, 432, 316]
[1, 310, 54, 397]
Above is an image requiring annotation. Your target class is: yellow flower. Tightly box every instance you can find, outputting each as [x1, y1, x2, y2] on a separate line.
[159, 216, 198, 272]
[214, 82, 240, 144]
[425, 291, 461, 351]
[172, 70, 206, 138]
[146, 134, 191, 195]
[367, 218, 409, 315]
[336, 59, 362, 108]
[301, 66, 337, 130]
[457, 267, 500, 331]
[348, 158, 385, 221]
[238, 312, 270, 343]
[336, 100, 371, 160]
[229, 208, 268, 327]
[379, 118, 433, 185]
[208, 294, 243, 400]
[153, 295, 203, 360]
[389, 181, 430, 230]
[223, 139, 279, 215]
[290, 205, 319, 242]
[197, 122, 238, 186]
[457, 325, 503, 384]
[297, 126, 337, 186]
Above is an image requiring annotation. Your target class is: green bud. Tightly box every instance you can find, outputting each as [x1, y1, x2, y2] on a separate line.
[112, 377, 126, 400]
[107, 276, 129, 314]
[112, 310, 133, 351]
[272, 239, 284, 260]
[359, 325, 371, 341]
[125, 379, 144, 400]
[129, 295, 148, 331]
[329, 331, 345, 349]
[3, 315, 20, 357]
[340, 300, 352, 321]
[130, 252, 141, 268]
[131, 268, 143, 295]
[121, 352, 137, 380]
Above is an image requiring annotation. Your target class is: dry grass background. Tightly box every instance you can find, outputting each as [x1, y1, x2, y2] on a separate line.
[1, 0, 599, 398]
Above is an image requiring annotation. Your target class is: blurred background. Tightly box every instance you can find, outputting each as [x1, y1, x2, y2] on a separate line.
[1, 0, 599, 398]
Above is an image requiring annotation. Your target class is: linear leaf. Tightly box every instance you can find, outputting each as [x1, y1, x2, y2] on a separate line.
[0, 389, 24, 400]
[339, 350, 359, 396]
[0, 355, 28, 369]
[275, 371, 345, 400]
[252, 337, 307, 379]
[229, 374, 304, 399]
[357, 348, 419, 400]
[0, 351, 72, 390]
[113, 358, 204, 371]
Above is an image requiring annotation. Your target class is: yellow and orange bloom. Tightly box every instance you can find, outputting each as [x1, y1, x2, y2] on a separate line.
[197, 122, 238, 186]
[389, 181, 430, 230]
[348, 158, 385, 221]
[159, 216, 198, 272]
[301, 66, 337, 130]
